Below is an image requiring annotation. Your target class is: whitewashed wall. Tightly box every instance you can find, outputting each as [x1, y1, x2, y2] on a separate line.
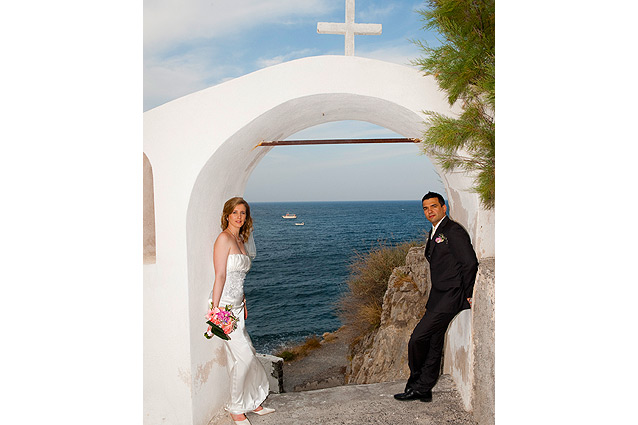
[143, 55, 495, 425]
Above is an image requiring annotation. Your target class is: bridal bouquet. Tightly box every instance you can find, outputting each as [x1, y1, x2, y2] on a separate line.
[204, 302, 238, 340]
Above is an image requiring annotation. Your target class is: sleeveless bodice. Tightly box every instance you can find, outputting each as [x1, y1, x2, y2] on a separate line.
[219, 254, 251, 305]
[216, 252, 268, 414]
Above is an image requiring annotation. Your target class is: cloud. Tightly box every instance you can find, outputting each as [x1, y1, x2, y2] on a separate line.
[142, 1, 432, 110]
[357, 3, 398, 22]
[358, 42, 423, 67]
[143, 46, 247, 110]
[144, 0, 332, 55]
[245, 139, 443, 202]
[308, 144, 423, 169]
[255, 48, 317, 68]
[143, 0, 338, 109]
[256, 144, 423, 175]
[144, 63, 202, 110]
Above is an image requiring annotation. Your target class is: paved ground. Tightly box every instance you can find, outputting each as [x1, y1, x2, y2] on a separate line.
[210, 375, 477, 425]
[281, 330, 350, 392]
[260, 375, 476, 425]
[209, 330, 477, 425]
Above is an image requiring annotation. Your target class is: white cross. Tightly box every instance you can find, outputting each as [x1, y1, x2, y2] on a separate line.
[317, 0, 382, 56]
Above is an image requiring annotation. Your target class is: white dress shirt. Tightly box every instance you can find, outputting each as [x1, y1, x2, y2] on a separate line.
[430, 216, 446, 239]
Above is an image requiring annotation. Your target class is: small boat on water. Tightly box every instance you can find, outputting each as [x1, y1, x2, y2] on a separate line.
[282, 213, 297, 219]
[294, 222, 304, 226]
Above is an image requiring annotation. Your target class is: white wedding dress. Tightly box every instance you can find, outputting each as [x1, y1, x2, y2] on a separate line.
[218, 253, 269, 415]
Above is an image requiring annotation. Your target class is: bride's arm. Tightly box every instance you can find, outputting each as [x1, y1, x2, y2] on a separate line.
[211, 233, 231, 308]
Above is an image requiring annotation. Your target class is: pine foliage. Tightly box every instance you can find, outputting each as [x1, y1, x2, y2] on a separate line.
[412, 0, 495, 208]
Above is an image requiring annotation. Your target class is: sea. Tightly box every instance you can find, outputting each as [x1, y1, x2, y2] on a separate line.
[244, 200, 435, 354]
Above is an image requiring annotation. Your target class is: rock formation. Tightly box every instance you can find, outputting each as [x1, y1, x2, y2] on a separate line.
[346, 246, 431, 384]
[345, 245, 495, 425]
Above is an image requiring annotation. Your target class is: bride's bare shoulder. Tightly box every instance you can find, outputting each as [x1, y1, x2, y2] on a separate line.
[214, 231, 233, 248]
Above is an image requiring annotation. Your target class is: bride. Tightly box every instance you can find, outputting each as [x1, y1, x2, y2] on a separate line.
[210, 197, 275, 425]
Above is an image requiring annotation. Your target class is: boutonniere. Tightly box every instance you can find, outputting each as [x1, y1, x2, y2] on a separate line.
[434, 234, 447, 244]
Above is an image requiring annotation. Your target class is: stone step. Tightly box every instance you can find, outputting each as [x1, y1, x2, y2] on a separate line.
[208, 375, 477, 425]
[256, 353, 284, 394]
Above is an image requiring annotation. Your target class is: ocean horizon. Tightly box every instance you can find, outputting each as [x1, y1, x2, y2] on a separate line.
[243, 199, 441, 354]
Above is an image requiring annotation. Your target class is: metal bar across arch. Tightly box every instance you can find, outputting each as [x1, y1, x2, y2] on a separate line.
[255, 138, 421, 148]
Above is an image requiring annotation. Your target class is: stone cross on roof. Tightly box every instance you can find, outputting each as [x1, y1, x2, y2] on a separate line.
[317, 0, 382, 56]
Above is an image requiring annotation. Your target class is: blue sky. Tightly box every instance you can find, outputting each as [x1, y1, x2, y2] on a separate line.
[144, 0, 447, 201]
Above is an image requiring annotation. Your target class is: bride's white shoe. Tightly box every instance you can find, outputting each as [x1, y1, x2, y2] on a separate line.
[252, 406, 275, 416]
[232, 417, 251, 425]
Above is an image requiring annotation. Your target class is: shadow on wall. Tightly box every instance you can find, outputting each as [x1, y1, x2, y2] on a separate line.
[144, 153, 156, 264]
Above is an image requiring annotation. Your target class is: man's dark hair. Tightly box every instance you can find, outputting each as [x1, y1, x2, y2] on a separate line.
[422, 191, 446, 206]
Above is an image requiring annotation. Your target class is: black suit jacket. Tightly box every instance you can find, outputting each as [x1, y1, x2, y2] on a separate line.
[424, 216, 479, 313]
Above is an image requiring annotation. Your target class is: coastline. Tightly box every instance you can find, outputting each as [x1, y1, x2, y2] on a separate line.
[279, 327, 354, 393]
[276, 242, 421, 392]
[259, 328, 478, 425]
[245, 200, 430, 354]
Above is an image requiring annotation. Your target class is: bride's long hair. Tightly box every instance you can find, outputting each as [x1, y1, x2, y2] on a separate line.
[220, 197, 253, 242]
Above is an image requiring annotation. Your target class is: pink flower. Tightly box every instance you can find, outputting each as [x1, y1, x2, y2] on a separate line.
[204, 304, 239, 340]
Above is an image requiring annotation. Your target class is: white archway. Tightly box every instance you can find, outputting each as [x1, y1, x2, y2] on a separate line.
[143, 55, 494, 425]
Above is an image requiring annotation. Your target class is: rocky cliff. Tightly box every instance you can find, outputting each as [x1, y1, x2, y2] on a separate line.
[346, 246, 431, 384]
[345, 246, 495, 425]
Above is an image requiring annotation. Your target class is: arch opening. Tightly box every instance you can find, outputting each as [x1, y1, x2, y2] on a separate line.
[244, 119, 446, 203]
[243, 119, 449, 352]
[184, 92, 457, 418]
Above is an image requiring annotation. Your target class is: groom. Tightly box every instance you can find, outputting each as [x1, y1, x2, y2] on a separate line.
[394, 192, 478, 402]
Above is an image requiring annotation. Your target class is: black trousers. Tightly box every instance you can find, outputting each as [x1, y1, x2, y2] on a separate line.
[406, 310, 457, 392]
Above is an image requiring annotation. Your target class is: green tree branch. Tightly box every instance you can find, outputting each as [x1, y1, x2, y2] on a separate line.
[412, 0, 495, 208]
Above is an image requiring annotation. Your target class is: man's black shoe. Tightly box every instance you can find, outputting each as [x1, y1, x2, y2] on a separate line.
[418, 390, 433, 402]
[393, 388, 432, 402]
